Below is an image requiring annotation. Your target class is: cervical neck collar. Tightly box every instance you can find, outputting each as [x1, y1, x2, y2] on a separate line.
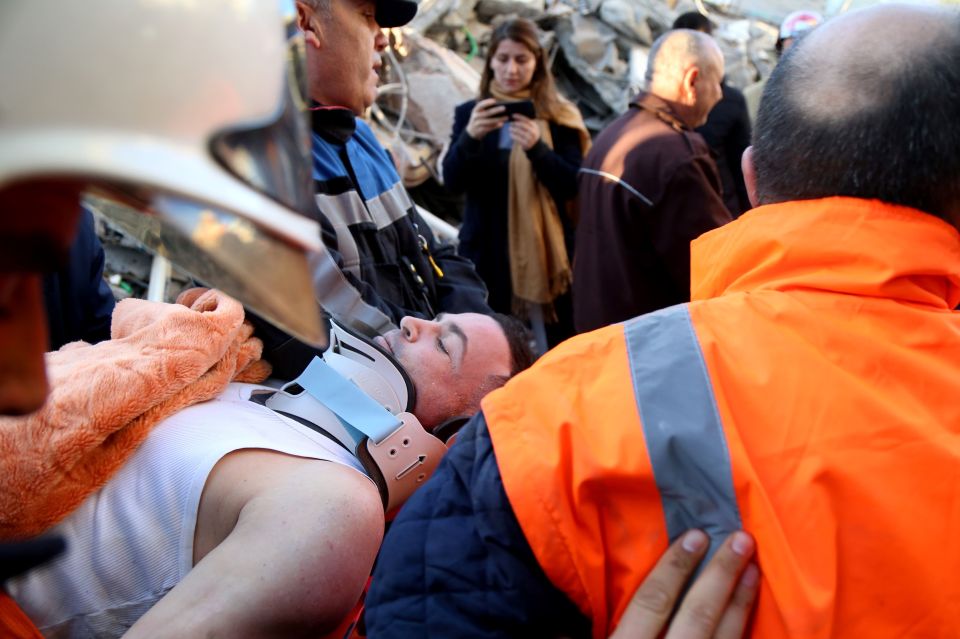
[322, 319, 416, 414]
[260, 320, 447, 513]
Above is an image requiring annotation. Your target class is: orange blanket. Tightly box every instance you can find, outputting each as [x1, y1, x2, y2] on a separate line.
[0, 288, 271, 540]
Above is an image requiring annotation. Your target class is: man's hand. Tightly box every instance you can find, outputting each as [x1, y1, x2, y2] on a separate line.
[508, 114, 542, 151]
[609, 530, 759, 639]
[466, 98, 507, 140]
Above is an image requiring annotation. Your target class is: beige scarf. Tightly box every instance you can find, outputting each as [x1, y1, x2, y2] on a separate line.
[490, 86, 591, 320]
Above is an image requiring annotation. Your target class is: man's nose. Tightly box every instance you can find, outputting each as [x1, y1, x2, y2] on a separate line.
[399, 316, 436, 341]
[374, 28, 388, 52]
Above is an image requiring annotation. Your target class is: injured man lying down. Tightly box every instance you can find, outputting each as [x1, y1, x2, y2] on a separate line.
[5, 290, 532, 638]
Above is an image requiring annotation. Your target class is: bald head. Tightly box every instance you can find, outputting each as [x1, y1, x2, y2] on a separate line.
[751, 4, 960, 225]
[789, 5, 951, 122]
[645, 29, 724, 127]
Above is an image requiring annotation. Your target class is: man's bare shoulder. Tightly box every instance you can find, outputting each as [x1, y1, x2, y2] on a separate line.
[130, 449, 384, 638]
[195, 448, 381, 565]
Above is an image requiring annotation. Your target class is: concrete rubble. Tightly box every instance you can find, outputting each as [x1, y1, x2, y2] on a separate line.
[93, 0, 790, 300]
[369, 0, 786, 197]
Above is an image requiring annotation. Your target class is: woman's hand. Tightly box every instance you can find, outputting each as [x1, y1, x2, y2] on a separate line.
[609, 530, 760, 639]
[509, 114, 541, 150]
[466, 98, 507, 140]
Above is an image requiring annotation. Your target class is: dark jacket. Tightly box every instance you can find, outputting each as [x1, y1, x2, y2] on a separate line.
[311, 108, 491, 323]
[254, 108, 492, 376]
[572, 93, 731, 333]
[365, 413, 590, 638]
[42, 207, 114, 350]
[442, 100, 583, 315]
[696, 83, 752, 216]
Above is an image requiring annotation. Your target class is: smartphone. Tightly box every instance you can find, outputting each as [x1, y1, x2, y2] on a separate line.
[498, 100, 536, 119]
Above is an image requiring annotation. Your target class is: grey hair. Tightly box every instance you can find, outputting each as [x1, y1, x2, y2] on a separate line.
[644, 29, 715, 87]
[300, 0, 331, 18]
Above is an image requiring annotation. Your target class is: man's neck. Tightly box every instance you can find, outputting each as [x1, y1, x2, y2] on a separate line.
[634, 92, 692, 132]
[310, 105, 357, 143]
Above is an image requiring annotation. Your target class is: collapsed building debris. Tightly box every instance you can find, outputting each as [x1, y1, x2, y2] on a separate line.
[95, 0, 790, 298]
[369, 0, 784, 207]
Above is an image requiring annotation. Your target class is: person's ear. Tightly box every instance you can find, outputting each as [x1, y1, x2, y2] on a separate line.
[296, 1, 323, 49]
[681, 66, 699, 104]
[742, 146, 760, 209]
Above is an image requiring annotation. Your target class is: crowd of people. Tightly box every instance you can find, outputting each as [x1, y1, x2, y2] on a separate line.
[443, 13, 747, 342]
[1, 0, 959, 637]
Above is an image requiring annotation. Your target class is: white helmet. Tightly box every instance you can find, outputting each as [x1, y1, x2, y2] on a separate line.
[0, 0, 326, 346]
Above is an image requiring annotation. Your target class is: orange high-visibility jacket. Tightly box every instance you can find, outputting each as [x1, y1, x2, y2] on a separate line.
[484, 197, 960, 638]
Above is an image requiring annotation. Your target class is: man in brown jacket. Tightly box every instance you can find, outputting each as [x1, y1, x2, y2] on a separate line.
[573, 29, 732, 333]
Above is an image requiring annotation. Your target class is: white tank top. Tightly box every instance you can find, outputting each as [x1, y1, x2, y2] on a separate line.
[6, 383, 365, 638]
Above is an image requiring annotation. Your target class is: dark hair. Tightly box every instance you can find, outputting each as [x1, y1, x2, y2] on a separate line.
[752, 19, 960, 225]
[672, 11, 713, 34]
[467, 312, 536, 407]
[491, 312, 537, 377]
[478, 18, 564, 120]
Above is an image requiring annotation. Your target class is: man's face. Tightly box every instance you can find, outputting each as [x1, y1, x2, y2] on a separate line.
[376, 313, 512, 430]
[0, 182, 82, 415]
[691, 51, 724, 127]
[303, 0, 388, 114]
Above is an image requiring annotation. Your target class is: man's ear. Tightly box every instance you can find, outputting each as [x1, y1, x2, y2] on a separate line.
[742, 145, 760, 209]
[681, 66, 699, 104]
[296, 1, 323, 49]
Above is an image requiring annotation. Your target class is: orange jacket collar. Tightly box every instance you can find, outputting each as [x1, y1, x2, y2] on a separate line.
[691, 197, 960, 309]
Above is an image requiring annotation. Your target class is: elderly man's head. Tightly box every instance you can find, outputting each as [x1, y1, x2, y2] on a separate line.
[746, 4, 960, 228]
[376, 312, 535, 429]
[296, 0, 415, 114]
[645, 29, 725, 128]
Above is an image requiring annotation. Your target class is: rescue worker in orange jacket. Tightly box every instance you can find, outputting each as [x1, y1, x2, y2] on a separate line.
[364, 4, 960, 638]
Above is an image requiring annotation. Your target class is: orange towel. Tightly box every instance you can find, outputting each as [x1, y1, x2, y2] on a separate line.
[0, 288, 271, 540]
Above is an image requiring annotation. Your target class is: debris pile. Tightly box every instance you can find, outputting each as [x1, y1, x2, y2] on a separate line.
[94, 0, 788, 298]
[370, 0, 783, 199]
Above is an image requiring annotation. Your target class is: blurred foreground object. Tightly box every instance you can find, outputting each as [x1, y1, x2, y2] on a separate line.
[0, 0, 328, 348]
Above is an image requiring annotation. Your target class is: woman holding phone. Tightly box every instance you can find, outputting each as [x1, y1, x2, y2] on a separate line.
[442, 17, 590, 347]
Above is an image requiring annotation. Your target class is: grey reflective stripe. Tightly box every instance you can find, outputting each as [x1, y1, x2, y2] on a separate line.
[315, 192, 363, 277]
[316, 191, 369, 227]
[578, 168, 653, 207]
[316, 183, 414, 279]
[315, 182, 411, 229]
[331, 219, 362, 277]
[367, 182, 415, 230]
[624, 304, 742, 564]
[308, 249, 397, 337]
